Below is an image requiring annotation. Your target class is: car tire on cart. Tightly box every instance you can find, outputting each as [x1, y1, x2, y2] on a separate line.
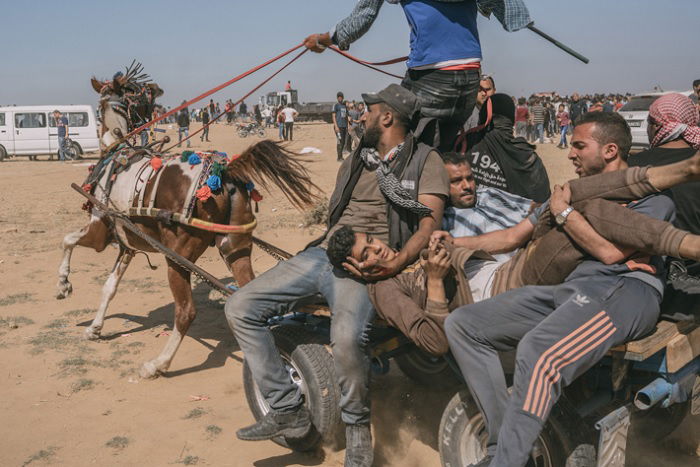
[395, 347, 461, 388]
[0, 145, 6, 162]
[242, 324, 343, 452]
[438, 390, 596, 467]
[257, 128, 266, 137]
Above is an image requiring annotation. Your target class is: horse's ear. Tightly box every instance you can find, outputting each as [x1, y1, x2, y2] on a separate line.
[91, 77, 103, 93]
[148, 83, 164, 98]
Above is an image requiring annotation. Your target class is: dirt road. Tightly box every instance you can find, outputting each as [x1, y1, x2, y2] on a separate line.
[0, 122, 696, 466]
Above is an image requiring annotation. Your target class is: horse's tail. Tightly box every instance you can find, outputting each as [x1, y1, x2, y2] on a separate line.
[226, 140, 321, 209]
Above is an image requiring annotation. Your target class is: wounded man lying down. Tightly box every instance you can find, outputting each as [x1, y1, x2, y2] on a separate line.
[326, 155, 700, 356]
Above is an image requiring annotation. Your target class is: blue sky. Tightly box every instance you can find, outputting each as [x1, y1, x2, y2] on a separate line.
[1, 0, 697, 107]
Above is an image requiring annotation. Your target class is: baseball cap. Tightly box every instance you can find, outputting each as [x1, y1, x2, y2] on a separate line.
[362, 84, 420, 120]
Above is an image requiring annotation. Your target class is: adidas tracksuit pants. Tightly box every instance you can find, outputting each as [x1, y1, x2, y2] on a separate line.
[445, 275, 661, 467]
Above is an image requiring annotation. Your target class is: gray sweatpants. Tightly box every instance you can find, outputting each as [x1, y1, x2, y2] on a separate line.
[445, 276, 661, 467]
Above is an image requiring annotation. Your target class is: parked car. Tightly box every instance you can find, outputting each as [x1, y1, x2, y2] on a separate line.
[0, 105, 100, 161]
[618, 91, 698, 150]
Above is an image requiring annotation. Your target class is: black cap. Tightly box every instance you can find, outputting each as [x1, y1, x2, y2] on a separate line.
[337, 91, 344, 98]
[362, 84, 420, 120]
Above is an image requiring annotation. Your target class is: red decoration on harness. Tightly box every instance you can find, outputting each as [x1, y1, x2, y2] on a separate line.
[250, 189, 263, 202]
[196, 185, 212, 201]
[82, 183, 92, 192]
[150, 157, 163, 171]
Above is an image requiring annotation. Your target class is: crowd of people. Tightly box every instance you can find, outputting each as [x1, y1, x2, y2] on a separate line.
[221, 2, 700, 467]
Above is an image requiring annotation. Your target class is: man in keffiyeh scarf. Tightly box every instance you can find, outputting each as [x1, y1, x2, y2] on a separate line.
[648, 92, 700, 149]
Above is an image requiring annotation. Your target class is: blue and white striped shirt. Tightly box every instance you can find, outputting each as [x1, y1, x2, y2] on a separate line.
[443, 186, 533, 261]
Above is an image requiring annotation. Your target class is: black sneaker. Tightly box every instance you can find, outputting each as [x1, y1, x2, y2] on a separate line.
[236, 406, 312, 441]
[345, 424, 373, 467]
[467, 455, 493, 467]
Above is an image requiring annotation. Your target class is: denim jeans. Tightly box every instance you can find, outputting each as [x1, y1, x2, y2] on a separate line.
[278, 122, 284, 140]
[336, 126, 348, 159]
[178, 127, 190, 147]
[57, 136, 67, 160]
[401, 68, 480, 152]
[535, 123, 544, 143]
[559, 125, 569, 146]
[515, 121, 527, 138]
[225, 247, 375, 425]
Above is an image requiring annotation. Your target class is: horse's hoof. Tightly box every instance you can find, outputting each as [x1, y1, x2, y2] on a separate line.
[56, 281, 73, 300]
[83, 327, 101, 341]
[139, 361, 162, 379]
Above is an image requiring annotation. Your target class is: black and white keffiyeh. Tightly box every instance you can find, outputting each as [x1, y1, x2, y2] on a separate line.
[359, 144, 433, 217]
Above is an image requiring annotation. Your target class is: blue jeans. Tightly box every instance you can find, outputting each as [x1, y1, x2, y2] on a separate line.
[401, 68, 480, 151]
[225, 247, 375, 425]
[57, 136, 67, 160]
[559, 125, 569, 146]
[278, 122, 284, 140]
[535, 123, 544, 143]
[178, 127, 190, 147]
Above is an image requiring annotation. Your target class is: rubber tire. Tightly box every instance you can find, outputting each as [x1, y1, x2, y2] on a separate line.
[237, 129, 248, 138]
[257, 128, 266, 137]
[438, 390, 596, 467]
[395, 347, 461, 388]
[0, 145, 6, 162]
[242, 325, 343, 452]
[63, 142, 79, 161]
[70, 142, 83, 160]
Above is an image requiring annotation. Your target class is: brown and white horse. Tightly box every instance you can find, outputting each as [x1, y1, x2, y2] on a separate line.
[57, 78, 319, 378]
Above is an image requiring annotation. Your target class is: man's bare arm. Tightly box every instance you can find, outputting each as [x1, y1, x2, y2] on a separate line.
[433, 218, 534, 254]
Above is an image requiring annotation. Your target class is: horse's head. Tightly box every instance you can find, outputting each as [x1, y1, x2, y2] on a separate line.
[91, 76, 130, 150]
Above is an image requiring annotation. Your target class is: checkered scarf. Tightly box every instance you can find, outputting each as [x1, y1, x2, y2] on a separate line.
[649, 93, 700, 149]
[359, 144, 433, 217]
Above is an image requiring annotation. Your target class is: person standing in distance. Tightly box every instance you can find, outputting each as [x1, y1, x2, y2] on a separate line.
[333, 92, 349, 161]
[53, 110, 69, 161]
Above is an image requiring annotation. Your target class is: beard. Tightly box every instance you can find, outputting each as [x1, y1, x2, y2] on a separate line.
[363, 121, 381, 149]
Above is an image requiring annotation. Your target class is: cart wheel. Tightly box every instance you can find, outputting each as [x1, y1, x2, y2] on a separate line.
[242, 325, 343, 451]
[439, 390, 595, 467]
[395, 347, 460, 388]
[0, 145, 6, 162]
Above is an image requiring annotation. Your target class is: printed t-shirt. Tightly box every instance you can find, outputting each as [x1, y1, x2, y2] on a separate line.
[57, 116, 69, 137]
[333, 103, 348, 128]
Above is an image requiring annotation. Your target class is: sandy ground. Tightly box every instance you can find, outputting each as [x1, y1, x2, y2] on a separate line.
[0, 121, 697, 466]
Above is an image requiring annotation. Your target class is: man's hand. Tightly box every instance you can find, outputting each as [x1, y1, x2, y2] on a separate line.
[342, 255, 402, 282]
[430, 231, 454, 249]
[303, 33, 332, 53]
[334, 125, 339, 134]
[550, 183, 572, 216]
[421, 242, 451, 281]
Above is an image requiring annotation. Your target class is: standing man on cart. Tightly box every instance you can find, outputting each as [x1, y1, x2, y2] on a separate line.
[303, 0, 533, 151]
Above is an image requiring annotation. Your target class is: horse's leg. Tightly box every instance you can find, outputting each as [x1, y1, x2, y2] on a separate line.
[84, 248, 134, 340]
[56, 228, 86, 299]
[139, 260, 194, 378]
[57, 219, 112, 299]
[216, 183, 256, 286]
[215, 234, 255, 286]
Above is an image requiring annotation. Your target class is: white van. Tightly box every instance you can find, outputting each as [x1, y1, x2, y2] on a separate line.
[0, 105, 100, 161]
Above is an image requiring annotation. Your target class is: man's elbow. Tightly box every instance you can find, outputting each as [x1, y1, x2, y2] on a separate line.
[598, 250, 627, 265]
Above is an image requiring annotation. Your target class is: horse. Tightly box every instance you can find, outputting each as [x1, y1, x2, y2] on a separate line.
[57, 75, 319, 379]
